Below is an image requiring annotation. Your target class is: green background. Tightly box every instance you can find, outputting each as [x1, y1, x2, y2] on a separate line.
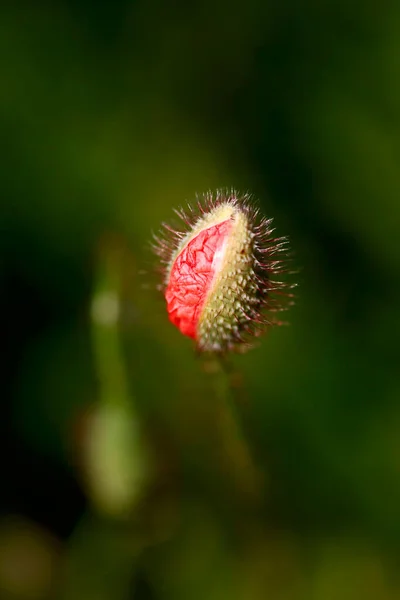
[1, 2, 400, 598]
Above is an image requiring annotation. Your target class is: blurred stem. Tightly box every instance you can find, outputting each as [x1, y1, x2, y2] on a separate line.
[90, 239, 130, 408]
[79, 234, 151, 525]
[64, 237, 151, 598]
[202, 354, 262, 507]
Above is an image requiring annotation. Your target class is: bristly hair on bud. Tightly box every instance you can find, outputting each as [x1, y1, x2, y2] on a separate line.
[152, 189, 295, 354]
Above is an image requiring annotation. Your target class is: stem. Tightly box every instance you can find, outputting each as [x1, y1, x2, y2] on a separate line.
[84, 236, 149, 518]
[201, 354, 263, 507]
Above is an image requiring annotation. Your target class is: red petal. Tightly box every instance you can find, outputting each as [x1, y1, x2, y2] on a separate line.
[165, 219, 232, 339]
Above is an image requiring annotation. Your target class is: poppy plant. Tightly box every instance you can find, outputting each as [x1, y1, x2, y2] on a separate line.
[153, 190, 294, 353]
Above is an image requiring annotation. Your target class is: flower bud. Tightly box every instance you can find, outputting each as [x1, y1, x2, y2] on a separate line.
[153, 190, 294, 353]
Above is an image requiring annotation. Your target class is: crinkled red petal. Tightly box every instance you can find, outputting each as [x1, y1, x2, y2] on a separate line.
[165, 219, 232, 339]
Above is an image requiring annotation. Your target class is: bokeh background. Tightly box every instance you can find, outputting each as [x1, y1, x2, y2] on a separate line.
[1, 1, 400, 598]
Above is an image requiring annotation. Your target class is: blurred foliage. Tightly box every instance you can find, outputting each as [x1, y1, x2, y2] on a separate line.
[1, 1, 400, 598]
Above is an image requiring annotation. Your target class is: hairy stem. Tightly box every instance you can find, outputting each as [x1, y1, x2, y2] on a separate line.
[201, 355, 263, 507]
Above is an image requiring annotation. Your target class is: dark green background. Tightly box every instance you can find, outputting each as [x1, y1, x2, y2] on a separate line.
[1, 2, 400, 598]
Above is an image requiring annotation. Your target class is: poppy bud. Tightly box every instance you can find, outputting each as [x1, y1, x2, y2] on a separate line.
[153, 190, 294, 353]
